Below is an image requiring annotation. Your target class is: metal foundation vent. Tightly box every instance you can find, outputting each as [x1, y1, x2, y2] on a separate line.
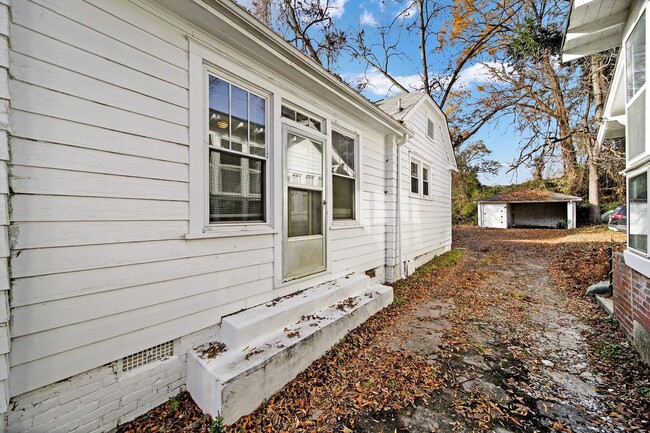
[122, 340, 174, 372]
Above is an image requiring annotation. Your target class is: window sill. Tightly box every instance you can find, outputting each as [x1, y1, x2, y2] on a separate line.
[330, 222, 363, 230]
[186, 227, 277, 240]
[624, 249, 650, 278]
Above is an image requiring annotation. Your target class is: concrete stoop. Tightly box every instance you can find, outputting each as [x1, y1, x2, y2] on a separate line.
[186, 274, 393, 424]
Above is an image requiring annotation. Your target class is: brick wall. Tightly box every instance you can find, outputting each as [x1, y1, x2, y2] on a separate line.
[612, 252, 650, 365]
[6, 324, 221, 433]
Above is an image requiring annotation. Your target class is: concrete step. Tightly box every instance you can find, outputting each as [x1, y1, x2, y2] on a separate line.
[221, 273, 371, 349]
[186, 282, 392, 424]
[595, 295, 613, 317]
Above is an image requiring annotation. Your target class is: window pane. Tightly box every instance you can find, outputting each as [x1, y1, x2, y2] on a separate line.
[209, 150, 264, 222]
[287, 133, 323, 187]
[630, 172, 648, 252]
[628, 91, 646, 160]
[288, 188, 322, 237]
[249, 93, 266, 155]
[423, 166, 429, 196]
[208, 77, 230, 148]
[411, 162, 419, 194]
[281, 105, 295, 120]
[333, 175, 355, 220]
[332, 131, 355, 177]
[627, 12, 646, 101]
[230, 85, 248, 151]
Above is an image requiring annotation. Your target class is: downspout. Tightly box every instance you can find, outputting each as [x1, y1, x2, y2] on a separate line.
[395, 133, 409, 279]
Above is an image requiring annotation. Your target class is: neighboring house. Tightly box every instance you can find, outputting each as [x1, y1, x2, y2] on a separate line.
[476, 190, 581, 229]
[563, 0, 650, 365]
[0, 0, 457, 431]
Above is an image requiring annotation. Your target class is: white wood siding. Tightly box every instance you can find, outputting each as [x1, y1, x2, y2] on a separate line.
[6, 0, 398, 397]
[399, 104, 453, 263]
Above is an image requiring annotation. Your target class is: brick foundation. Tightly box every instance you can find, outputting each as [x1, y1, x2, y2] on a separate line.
[612, 252, 650, 365]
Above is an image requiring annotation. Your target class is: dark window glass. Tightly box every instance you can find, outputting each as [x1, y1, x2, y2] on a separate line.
[630, 172, 648, 252]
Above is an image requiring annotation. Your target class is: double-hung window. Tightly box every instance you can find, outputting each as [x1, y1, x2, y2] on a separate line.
[410, 160, 420, 194]
[207, 75, 267, 223]
[331, 130, 357, 220]
[422, 165, 430, 197]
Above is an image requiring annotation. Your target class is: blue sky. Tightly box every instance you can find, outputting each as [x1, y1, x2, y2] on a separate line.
[326, 0, 532, 185]
[240, 0, 534, 185]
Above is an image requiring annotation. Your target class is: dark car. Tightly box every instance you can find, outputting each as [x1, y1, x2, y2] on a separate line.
[608, 205, 627, 232]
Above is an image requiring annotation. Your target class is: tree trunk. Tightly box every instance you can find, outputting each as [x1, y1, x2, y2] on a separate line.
[587, 54, 606, 224]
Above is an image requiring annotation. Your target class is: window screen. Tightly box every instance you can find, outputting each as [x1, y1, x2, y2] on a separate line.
[208, 75, 266, 223]
[332, 131, 356, 220]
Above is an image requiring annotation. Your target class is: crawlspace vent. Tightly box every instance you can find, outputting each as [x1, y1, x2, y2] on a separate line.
[122, 340, 174, 372]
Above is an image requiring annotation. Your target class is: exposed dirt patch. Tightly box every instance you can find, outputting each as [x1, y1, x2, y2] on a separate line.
[118, 226, 650, 433]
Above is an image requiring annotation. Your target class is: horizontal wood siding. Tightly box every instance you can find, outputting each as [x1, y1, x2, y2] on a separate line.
[400, 105, 452, 262]
[329, 132, 389, 275]
[7, 0, 274, 397]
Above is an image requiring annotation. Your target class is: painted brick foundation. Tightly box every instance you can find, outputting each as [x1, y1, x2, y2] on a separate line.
[612, 252, 650, 365]
[5, 324, 221, 433]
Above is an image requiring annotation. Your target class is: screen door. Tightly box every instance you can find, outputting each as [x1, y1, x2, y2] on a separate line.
[283, 129, 326, 280]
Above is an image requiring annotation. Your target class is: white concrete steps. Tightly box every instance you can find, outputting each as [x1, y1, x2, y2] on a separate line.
[220, 273, 370, 348]
[186, 276, 393, 424]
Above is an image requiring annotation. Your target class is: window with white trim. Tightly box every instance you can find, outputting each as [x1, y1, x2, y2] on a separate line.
[208, 75, 267, 223]
[410, 160, 420, 194]
[626, 11, 646, 161]
[331, 130, 357, 220]
[427, 118, 434, 140]
[629, 171, 648, 253]
[422, 165, 430, 197]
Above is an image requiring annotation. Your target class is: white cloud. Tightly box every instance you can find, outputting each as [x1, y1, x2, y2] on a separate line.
[346, 70, 422, 98]
[360, 10, 378, 26]
[395, 1, 416, 19]
[455, 62, 513, 88]
[322, 0, 347, 19]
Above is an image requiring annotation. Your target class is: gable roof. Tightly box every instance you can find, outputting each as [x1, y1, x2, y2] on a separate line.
[477, 189, 582, 203]
[376, 92, 458, 171]
[375, 93, 426, 122]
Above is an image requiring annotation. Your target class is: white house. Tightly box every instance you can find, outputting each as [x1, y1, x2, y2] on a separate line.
[0, 0, 456, 431]
[562, 0, 650, 365]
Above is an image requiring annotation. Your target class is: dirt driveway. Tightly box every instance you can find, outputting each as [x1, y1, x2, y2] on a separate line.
[118, 226, 649, 433]
[355, 226, 648, 433]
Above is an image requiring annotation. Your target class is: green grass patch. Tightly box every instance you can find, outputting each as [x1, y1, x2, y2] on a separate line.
[417, 249, 464, 274]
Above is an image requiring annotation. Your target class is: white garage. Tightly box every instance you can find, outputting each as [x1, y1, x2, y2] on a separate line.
[477, 191, 581, 229]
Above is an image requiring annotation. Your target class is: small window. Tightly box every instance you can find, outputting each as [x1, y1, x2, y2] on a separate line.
[282, 104, 323, 132]
[208, 75, 266, 223]
[422, 165, 430, 197]
[411, 161, 419, 194]
[332, 130, 356, 220]
[626, 12, 646, 101]
[427, 118, 434, 140]
[629, 172, 648, 253]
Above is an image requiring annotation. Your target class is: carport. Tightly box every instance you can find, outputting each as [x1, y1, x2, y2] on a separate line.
[477, 190, 582, 229]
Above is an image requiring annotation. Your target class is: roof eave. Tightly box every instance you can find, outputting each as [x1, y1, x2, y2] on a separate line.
[561, 0, 630, 62]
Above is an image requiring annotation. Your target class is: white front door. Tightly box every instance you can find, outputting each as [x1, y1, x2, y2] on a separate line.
[283, 128, 326, 280]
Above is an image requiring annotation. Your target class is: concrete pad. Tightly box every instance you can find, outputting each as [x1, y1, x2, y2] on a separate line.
[187, 283, 393, 424]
